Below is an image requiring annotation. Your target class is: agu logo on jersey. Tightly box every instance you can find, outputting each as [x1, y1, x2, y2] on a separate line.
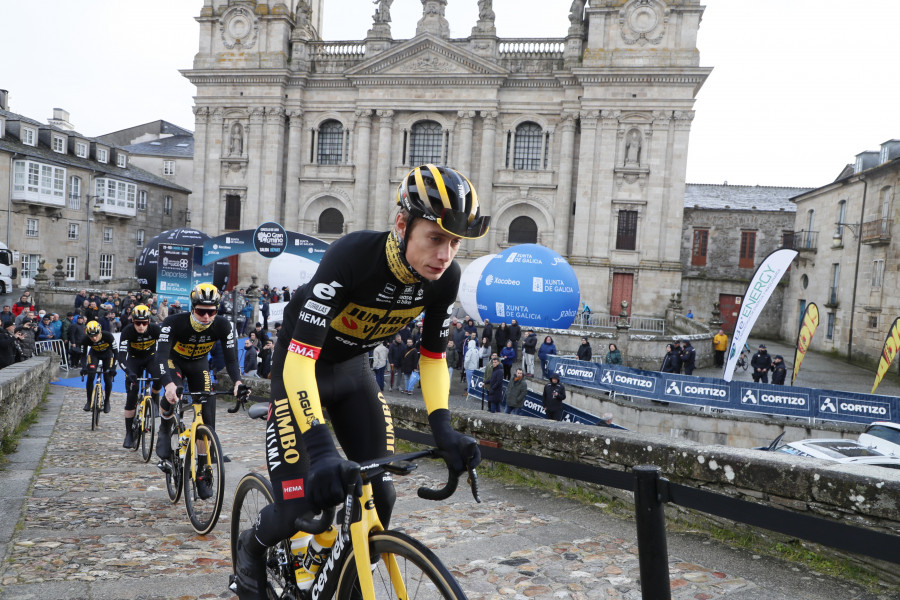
[818, 396, 890, 419]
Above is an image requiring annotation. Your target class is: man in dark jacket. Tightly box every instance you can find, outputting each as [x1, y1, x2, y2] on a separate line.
[751, 344, 772, 383]
[522, 329, 538, 377]
[399, 338, 419, 395]
[505, 368, 527, 415]
[680, 339, 696, 375]
[508, 319, 521, 358]
[542, 372, 566, 421]
[577, 337, 592, 361]
[0, 305, 14, 328]
[481, 318, 493, 350]
[670, 340, 683, 374]
[486, 356, 504, 413]
[770, 354, 787, 385]
[0, 323, 21, 368]
[387, 334, 404, 391]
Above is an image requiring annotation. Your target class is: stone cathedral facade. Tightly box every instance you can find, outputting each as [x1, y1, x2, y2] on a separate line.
[184, 0, 709, 317]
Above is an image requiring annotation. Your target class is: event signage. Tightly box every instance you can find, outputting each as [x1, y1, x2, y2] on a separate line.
[547, 357, 899, 426]
[253, 222, 288, 258]
[201, 224, 329, 265]
[872, 317, 900, 393]
[724, 249, 797, 381]
[156, 243, 193, 305]
[792, 302, 819, 385]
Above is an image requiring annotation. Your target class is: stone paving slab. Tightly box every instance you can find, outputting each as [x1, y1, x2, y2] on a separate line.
[0, 385, 890, 599]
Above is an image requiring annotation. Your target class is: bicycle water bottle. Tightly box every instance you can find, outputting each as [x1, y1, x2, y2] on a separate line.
[289, 532, 314, 590]
[302, 526, 338, 578]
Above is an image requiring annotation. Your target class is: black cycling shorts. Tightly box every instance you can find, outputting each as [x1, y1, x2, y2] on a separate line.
[123, 355, 161, 411]
[163, 356, 215, 428]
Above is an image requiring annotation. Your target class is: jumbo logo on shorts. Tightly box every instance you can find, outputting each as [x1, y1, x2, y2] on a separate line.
[282, 478, 305, 500]
[288, 340, 320, 359]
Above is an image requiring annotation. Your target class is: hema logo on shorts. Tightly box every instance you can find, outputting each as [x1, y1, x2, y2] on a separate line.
[282, 478, 305, 500]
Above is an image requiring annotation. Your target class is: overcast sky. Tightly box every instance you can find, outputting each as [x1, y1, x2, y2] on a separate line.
[2, 1, 897, 188]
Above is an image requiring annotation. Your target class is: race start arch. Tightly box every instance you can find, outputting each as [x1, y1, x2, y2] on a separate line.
[201, 221, 329, 266]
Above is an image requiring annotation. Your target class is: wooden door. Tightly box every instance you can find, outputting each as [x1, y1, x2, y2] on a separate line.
[610, 273, 634, 316]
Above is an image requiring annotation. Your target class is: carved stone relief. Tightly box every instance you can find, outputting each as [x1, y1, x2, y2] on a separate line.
[619, 0, 668, 46]
[219, 6, 259, 50]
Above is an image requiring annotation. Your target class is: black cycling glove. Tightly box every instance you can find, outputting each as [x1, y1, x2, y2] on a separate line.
[301, 424, 356, 509]
[428, 409, 481, 473]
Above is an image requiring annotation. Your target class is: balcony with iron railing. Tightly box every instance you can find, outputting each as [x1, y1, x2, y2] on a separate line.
[825, 286, 839, 308]
[791, 230, 818, 252]
[861, 218, 892, 245]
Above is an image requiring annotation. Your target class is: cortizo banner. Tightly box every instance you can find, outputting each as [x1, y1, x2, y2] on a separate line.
[548, 357, 897, 426]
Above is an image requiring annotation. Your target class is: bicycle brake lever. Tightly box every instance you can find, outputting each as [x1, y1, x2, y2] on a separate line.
[467, 465, 482, 503]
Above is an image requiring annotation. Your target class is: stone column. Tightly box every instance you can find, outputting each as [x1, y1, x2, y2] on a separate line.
[476, 110, 498, 253]
[205, 107, 225, 234]
[191, 106, 209, 232]
[553, 112, 578, 255]
[353, 110, 373, 228]
[589, 110, 619, 259]
[570, 110, 600, 259]
[264, 107, 286, 226]
[372, 110, 394, 230]
[284, 110, 304, 231]
[244, 107, 265, 230]
[456, 111, 475, 175]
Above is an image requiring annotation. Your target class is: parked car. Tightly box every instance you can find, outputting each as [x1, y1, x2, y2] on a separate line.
[758, 435, 900, 470]
[858, 421, 900, 457]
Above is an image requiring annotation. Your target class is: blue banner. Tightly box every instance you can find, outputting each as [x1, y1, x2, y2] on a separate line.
[156, 244, 193, 306]
[466, 370, 626, 428]
[547, 357, 898, 425]
[201, 224, 329, 265]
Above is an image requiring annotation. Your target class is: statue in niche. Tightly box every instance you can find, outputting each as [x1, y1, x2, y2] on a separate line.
[624, 129, 642, 165]
[569, 0, 586, 24]
[373, 0, 392, 23]
[478, 0, 495, 21]
[229, 122, 243, 156]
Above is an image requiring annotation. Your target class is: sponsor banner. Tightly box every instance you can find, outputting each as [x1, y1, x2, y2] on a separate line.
[202, 226, 329, 265]
[872, 317, 900, 393]
[269, 301, 287, 325]
[723, 249, 798, 382]
[816, 392, 893, 424]
[599, 364, 658, 394]
[552, 357, 603, 387]
[792, 303, 819, 386]
[156, 243, 193, 306]
[737, 386, 811, 416]
[662, 375, 730, 404]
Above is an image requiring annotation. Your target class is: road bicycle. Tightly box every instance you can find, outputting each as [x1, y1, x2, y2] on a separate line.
[80, 358, 111, 431]
[736, 352, 749, 371]
[159, 387, 248, 534]
[230, 403, 480, 600]
[128, 376, 157, 463]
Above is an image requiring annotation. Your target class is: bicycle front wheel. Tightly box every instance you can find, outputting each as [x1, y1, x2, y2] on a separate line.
[336, 530, 467, 600]
[230, 473, 295, 597]
[139, 398, 156, 462]
[165, 420, 185, 503]
[91, 384, 102, 430]
[183, 424, 225, 534]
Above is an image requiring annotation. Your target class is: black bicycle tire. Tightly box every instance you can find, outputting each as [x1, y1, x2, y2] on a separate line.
[91, 383, 101, 430]
[229, 473, 297, 598]
[165, 420, 185, 503]
[183, 424, 226, 534]
[139, 398, 155, 462]
[335, 530, 467, 600]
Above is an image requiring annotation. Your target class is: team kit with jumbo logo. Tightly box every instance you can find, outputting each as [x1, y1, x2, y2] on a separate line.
[258, 230, 457, 541]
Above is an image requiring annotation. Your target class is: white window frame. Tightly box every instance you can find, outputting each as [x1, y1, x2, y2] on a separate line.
[65, 256, 77, 280]
[99, 253, 114, 279]
[0, 119, 4, 138]
[137, 229, 145, 247]
[117, 154, 127, 168]
[22, 127, 36, 146]
[68, 222, 79, 240]
[103, 226, 113, 243]
[52, 135, 66, 153]
[94, 177, 137, 212]
[163, 160, 175, 175]
[138, 190, 147, 211]
[75, 141, 88, 158]
[873, 259, 885, 287]
[97, 148, 108, 163]
[164, 195, 172, 215]
[68, 176, 81, 210]
[12, 160, 66, 202]
[21, 254, 40, 281]
[26, 218, 39, 237]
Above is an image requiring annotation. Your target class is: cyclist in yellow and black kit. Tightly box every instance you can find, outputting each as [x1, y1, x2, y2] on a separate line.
[116, 304, 162, 449]
[154, 284, 245, 481]
[80, 320, 117, 413]
[233, 164, 491, 599]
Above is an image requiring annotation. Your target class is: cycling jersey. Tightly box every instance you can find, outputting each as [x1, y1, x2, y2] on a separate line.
[156, 313, 240, 387]
[277, 230, 456, 435]
[80, 330, 116, 365]
[116, 322, 161, 362]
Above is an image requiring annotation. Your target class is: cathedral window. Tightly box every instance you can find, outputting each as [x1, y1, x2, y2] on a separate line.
[316, 120, 344, 165]
[318, 207, 344, 234]
[508, 216, 538, 244]
[511, 122, 545, 170]
[616, 210, 638, 250]
[409, 120, 444, 166]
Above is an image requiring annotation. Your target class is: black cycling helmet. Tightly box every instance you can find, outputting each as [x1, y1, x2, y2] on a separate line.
[397, 164, 490, 240]
[190, 282, 221, 308]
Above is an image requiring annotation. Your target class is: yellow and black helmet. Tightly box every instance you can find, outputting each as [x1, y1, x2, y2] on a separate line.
[190, 283, 221, 308]
[132, 304, 151, 320]
[86, 320, 102, 335]
[397, 165, 490, 240]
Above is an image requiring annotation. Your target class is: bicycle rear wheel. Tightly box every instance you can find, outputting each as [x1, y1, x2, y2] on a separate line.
[230, 473, 296, 597]
[139, 398, 156, 462]
[336, 530, 467, 600]
[183, 424, 225, 534]
[91, 384, 102, 431]
[165, 420, 185, 503]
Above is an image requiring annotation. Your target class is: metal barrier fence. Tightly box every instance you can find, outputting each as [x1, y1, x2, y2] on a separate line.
[34, 339, 69, 371]
[396, 428, 900, 600]
[573, 313, 666, 334]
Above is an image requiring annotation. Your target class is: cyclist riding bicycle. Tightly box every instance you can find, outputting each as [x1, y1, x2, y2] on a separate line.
[155, 283, 244, 491]
[116, 304, 162, 449]
[233, 164, 490, 599]
[80, 320, 117, 413]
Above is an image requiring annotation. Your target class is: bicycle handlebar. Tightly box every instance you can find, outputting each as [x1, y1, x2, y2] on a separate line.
[227, 384, 252, 413]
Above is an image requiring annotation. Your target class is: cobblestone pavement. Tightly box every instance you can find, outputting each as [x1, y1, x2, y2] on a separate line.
[0, 384, 889, 599]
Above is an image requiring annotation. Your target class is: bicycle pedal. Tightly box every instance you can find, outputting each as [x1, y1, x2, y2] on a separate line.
[157, 460, 173, 474]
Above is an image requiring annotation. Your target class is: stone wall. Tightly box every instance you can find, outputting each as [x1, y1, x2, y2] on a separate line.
[0, 356, 57, 444]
